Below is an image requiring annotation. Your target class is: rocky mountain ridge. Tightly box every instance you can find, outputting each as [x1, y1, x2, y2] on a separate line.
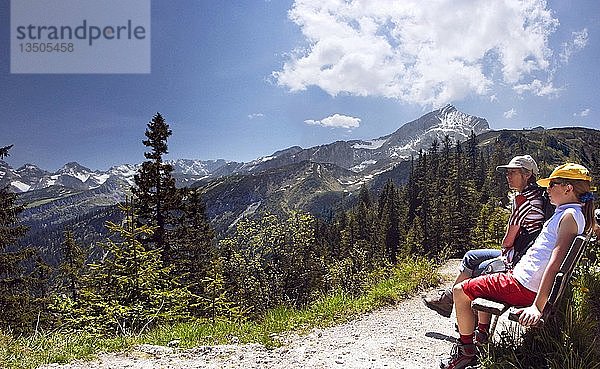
[0, 159, 242, 194]
[238, 104, 489, 176]
[0, 105, 488, 194]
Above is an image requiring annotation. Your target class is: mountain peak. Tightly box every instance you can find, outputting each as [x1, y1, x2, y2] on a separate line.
[55, 162, 95, 185]
[384, 105, 488, 145]
[437, 104, 457, 114]
[17, 163, 41, 170]
[59, 162, 92, 172]
[16, 163, 48, 178]
[230, 106, 491, 176]
[434, 105, 489, 131]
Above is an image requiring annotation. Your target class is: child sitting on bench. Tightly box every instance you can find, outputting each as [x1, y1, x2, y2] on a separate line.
[440, 163, 597, 369]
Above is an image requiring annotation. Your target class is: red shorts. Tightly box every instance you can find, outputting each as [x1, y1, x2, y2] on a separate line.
[461, 272, 536, 307]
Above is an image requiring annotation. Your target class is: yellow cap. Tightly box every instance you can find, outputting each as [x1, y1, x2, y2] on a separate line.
[537, 163, 592, 187]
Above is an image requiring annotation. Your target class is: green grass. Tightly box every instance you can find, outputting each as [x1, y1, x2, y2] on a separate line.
[0, 257, 438, 369]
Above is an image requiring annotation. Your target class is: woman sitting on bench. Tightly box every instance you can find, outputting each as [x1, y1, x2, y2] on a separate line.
[441, 163, 597, 369]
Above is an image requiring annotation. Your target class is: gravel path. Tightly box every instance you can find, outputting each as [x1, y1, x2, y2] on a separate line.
[41, 260, 465, 369]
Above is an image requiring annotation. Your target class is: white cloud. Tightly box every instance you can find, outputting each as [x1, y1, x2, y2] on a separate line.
[573, 108, 590, 117]
[247, 113, 264, 120]
[513, 79, 561, 97]
[560, 29, 588, 64]
[489, 94, 498, 102]
[274, 0, 560, 106]
[305, 113, 361, 129]
[503, 108, 517, 119]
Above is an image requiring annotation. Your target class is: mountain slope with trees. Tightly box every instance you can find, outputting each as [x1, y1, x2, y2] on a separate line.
[1, 111, 600, 368]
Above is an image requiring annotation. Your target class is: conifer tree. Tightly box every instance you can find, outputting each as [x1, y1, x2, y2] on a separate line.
[451, 140, 478, 253]
[0, 145, 13, 158]
[0, 145, 37, 334]
[413, 150, 431, 252]
[406, 215, 425, 255]
[482, 141, 510, 204]
[432, 139, 469, 256]
[358, 184, 372, 209]
[28, 255, 54, 330]
[436, 135, 455, 253]
[339, 210, 357, 251]
[200, 255, 244, 323]
[57, 230, 86, 301]
[406, 155, 420, 224]
[171, 187, 216, 316]
[425, 139, 444, 254]
[378, 180, 403, 262]
[76, 200, 189, 335]
[466, 131, 483, 187]
[132, 113, 181, 262]
[327, 192, 388, 294]
[355, 187, 385, 264]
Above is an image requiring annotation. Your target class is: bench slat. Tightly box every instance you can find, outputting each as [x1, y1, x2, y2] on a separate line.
[471, 298, 509, 315]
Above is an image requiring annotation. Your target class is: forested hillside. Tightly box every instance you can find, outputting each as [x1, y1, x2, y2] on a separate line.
[1, 117, 600, 368]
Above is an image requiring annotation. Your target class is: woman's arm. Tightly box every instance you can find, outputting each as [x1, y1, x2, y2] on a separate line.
[516, 213, 578, 326]
[502, 224, 521, 248]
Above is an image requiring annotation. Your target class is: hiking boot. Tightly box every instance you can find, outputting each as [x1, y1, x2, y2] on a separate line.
[440, 342, 478, 369]
[474, 328, 489, 345]
[423, 288, 453, 318]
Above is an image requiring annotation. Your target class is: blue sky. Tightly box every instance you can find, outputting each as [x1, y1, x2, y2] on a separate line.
[1, 0, 599, 171]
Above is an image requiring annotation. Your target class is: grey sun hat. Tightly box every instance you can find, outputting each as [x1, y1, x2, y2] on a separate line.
[496, 155, 539, 176]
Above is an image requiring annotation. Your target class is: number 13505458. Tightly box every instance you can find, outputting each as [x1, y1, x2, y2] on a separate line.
[19, 43, 74, 53]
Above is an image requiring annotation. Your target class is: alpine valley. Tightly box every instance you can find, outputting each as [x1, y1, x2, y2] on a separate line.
[2, 105, 599, 262]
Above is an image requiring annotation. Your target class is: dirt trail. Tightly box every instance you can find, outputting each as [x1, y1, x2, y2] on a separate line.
[41, 260, 466, 369]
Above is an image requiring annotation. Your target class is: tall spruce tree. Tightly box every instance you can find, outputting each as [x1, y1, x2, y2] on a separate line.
[451, 140, 478, 253]
[406, 156, 419, 224]
[412, 150, 431, 253]
[57, 230, 86, 301]
[0, 145, 36, 333]
[378, 180, 402, 262]
[48, 231, 85, 331]
[132, 113, 181, 263]
[355, 185, 385, 264]
[171, 187, 216, 316]
[437, 135, 455, 254]
[425, 139, 443, 255]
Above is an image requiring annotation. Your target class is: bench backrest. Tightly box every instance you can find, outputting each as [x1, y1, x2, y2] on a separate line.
[505, 232, 592, 324]
[543, 233, 591, 315]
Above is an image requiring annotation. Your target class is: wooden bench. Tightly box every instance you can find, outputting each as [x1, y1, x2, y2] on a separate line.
[471, 232, 593, 336]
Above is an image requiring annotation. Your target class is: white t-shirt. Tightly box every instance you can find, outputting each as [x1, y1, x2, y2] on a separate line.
[512, 203, 585, 292]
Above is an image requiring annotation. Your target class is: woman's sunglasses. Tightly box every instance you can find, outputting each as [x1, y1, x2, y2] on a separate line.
[549, 179, 569, 188]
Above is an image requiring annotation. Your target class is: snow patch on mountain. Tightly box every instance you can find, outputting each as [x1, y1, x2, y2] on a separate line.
[94, 173, 111, 183]
[352, 139, 387, 150]
[11, 181, 31, 192]
[260, 156, 275, 163]
[107, 164, 139, 187]
[351, 160, 377, 172]
[241, 156, 276, 172]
